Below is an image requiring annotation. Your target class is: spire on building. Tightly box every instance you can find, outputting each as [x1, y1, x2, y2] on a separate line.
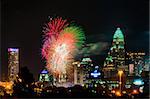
[113, 27, 124, 40]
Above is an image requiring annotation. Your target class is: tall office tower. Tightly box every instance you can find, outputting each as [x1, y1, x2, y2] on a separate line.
[103, 28, 126, 78]
[73, 61, 81, 85]
[8, 48, 19, 81]
[73, 57, 93, 85]
[126, 52, 145, 76]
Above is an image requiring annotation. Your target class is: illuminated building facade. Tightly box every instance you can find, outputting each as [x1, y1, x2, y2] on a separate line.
[126, 52, 145, 76]
[73, 61, 83, 85]
[8, 48, 19, 81]
[39, 69, 50, 82]
[103, 28, 126, 78]
[86, 65, 104, 87]
[73, 57, 93, 85]
[0, 81, 14, 95]
[128, 64, 134, 75]
[38, 69, 54, 88]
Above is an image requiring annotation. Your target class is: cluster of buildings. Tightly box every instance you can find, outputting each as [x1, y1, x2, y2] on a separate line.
[38, 28, 149, 93]
[0, 28, 149, 95]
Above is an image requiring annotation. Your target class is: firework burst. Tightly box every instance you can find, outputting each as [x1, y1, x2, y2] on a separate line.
[42, 17, 69, 59]
[41, 17, 85, 82]
[60, 26, 86, 48]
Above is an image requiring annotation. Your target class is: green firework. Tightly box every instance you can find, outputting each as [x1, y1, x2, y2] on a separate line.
[61, 26, 86, 48]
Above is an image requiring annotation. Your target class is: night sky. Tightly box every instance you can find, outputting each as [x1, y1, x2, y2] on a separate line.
[1, 0, 149, 80]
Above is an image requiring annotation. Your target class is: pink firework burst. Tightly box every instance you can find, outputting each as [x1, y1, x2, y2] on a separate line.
[42, 17, 69, 59]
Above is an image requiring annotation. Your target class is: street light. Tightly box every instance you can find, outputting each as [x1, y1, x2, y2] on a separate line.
[115, 91, 121, 96]
[118, 70, 123, 93]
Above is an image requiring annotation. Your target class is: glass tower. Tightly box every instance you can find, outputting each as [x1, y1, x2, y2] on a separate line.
[103, 28, 125, 78]
[8, 48, 19, 81]
[111, 27, 125, 68]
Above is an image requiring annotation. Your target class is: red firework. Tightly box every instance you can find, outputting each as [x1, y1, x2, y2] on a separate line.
[42, 17, 69, 59]
[43, 17, 69, 39]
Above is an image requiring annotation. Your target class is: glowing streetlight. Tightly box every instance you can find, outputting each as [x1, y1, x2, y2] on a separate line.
[118, 70, 123, 92]
[118, 70, 123, 76]
[115, 91, 121, 96]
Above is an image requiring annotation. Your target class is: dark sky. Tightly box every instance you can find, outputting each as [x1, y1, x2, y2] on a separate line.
[1, 0, 149, 80]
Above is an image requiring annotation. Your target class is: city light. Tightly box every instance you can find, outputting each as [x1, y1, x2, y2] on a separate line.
[41, 69, 48, 74]
[118, 70, 123, 76]
[139, 86, 144, 93]
[115, 91, 121, 96]
[8, 48, 19, 52]
[133, 79, 144, 85]
[0, 81, 14, 95]
[91, 70, 101, 78]
[111, 90, 116, 93]
[132, 89, 139, 94]
[122, 91, 126, 94]
[118, 70, 123, 93]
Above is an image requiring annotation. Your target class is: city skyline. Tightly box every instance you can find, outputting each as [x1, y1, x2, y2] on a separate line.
[1, 0, 149, 80]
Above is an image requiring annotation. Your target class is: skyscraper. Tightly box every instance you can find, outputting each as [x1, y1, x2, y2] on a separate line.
[103, 28, 126, 78]
[8, 48, 19, 81]
[73, 57, 93, 85]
